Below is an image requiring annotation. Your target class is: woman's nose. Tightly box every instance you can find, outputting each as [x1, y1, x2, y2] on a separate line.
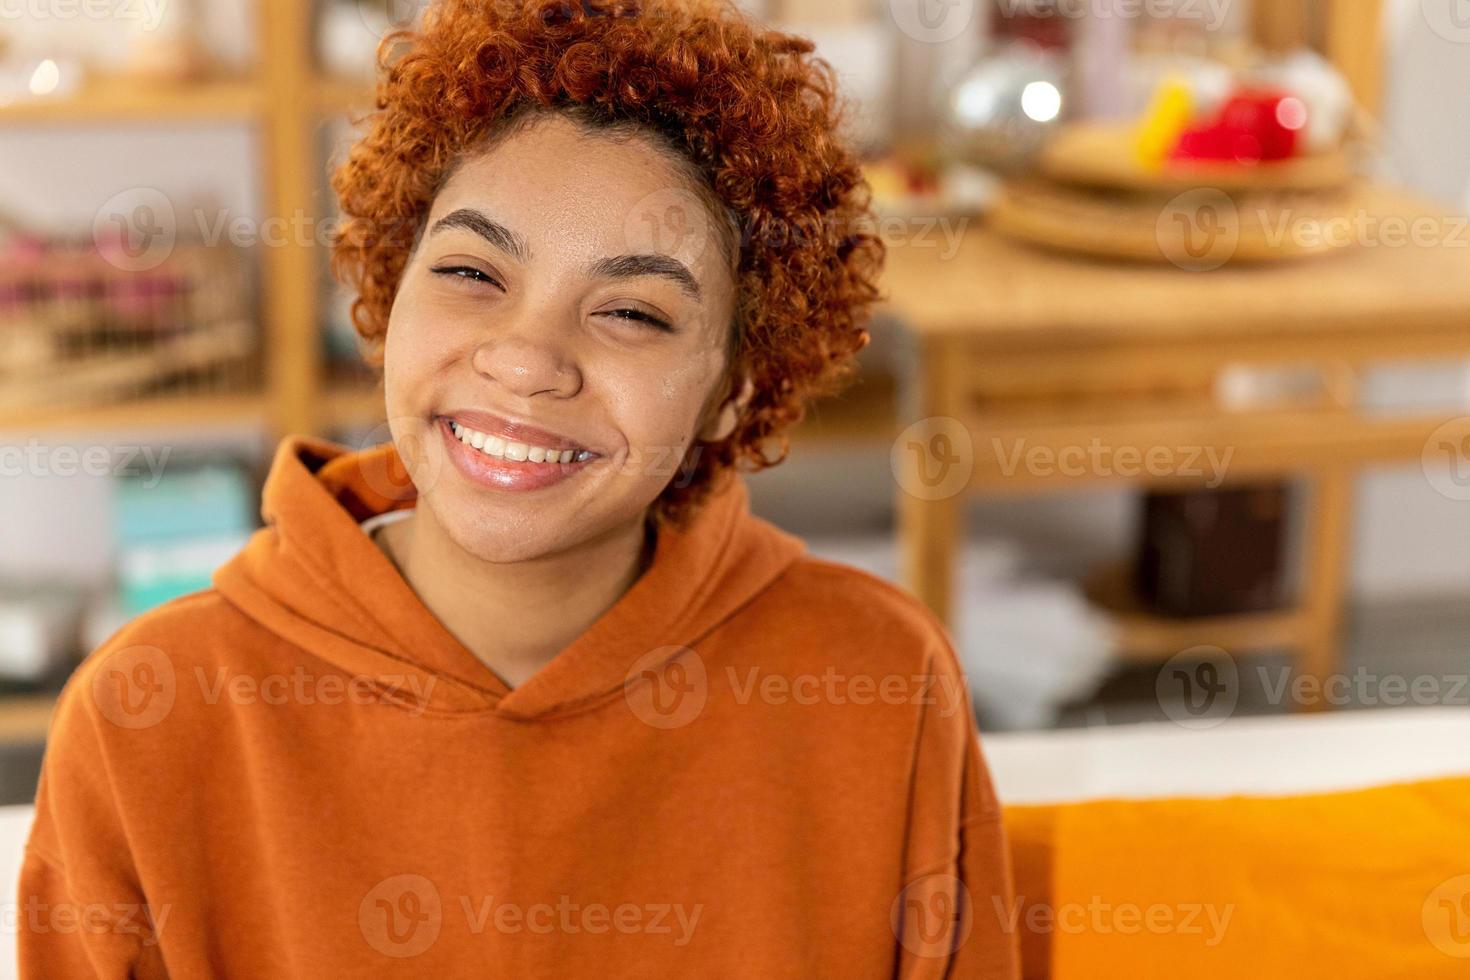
[469, 324, 582, 400]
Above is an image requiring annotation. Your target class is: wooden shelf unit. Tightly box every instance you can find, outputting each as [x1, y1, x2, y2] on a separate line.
[0, 392, 270, 434]
[0, 76, 264, 124]
[0, 1, 380, 443]
[0, 3, 901, 448]
[313, 76, 378, 116]
[1085, 563, 1311, 665]
[0, 695, 58, 747]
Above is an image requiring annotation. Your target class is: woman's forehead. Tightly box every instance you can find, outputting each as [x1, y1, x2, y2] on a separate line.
[429, 123, 731, 279]
[443, 116, 684, 212]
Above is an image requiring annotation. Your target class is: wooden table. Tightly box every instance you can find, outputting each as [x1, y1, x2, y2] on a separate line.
[882, 185, 1470, 695]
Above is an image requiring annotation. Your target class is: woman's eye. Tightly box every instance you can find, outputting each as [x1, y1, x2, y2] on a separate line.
[427, 266, 670, 332]
[430, 265, 502, 289]
[600, 308, 673, 333]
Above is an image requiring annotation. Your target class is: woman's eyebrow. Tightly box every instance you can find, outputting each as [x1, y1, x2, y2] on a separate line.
[429, 208, 531, 262]
[587, 253, 702, 303]
[429, 207, 702, 302]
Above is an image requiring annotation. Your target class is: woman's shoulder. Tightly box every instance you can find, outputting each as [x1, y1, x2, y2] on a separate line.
[776, 554, 949, 631]
[46, 588, 268, 749]
[755, 554, 966, 678]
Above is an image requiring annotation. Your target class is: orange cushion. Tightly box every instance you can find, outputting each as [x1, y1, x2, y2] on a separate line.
[1002, 777, 1470, 978]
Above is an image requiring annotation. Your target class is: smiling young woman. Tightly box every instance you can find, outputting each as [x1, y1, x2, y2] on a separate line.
[19, 1, 1022, 977]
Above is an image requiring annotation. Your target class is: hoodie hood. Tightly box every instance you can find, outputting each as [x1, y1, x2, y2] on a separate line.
[213, 435, 806, 721]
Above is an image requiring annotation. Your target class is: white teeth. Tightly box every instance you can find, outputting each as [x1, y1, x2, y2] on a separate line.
[448, 420, 583, 466]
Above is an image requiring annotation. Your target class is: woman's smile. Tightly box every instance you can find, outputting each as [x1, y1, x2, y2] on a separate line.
[438, 413, 601, 492]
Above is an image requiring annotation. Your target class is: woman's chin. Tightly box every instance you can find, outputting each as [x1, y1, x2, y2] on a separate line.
[424, 491, 617, 566]
[458, 535, 560, 566]
[422, 494, 559, 561]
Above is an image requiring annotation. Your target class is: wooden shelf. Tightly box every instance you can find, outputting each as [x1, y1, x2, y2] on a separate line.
[0, 694, 57, 746]
[323, 377, 386, 429]
[1085, 562, 1309, 664]
[314, 76, 378, 116]
[792, 373, 899, 446]
[0, 391, 270, 434]
[0, 77, 263, 125]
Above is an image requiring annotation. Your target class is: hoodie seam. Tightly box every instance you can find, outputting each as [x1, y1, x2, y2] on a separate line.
[23, 840, 67, 877]
[487, 522, 802, 722]
[251, 455, 474, 692]
[440, 482, 778, 723]
[896, 647, 941, 887]
[264, 533, 507, 703]
[379, 562, 797, 724]
[214, 568, 506, 715]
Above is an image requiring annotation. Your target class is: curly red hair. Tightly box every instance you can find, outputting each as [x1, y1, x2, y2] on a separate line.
[329, 0, 886, 525]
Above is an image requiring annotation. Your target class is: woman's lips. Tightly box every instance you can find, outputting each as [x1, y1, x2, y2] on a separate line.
[440, 408, 589, 454]
[437, 415, 596, 492]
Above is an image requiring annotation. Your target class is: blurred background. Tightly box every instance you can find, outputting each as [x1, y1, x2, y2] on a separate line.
[0, 0, 1468, 808]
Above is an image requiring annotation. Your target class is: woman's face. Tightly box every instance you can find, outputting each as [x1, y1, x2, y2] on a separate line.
[383, 113, 740, 563]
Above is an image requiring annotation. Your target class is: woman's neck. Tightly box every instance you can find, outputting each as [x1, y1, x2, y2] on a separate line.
[374, 504, 653, 690]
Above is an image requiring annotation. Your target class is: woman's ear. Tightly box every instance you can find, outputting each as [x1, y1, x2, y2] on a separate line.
[698, 373, 755, 443]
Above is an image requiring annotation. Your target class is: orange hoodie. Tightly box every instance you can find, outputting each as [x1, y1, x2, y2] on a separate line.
[20, 435, 1021, 979]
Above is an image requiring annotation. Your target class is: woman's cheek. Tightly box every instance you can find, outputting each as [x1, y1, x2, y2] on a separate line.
[603, 355, 717, 485]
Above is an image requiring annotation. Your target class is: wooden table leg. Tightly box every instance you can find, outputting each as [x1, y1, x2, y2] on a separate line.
[894, 334, 967, 627]
[1297, 466, 1354, 711]
[898, 483, 962, 628]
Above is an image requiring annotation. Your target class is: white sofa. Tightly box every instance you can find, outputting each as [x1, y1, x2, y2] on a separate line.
[984, 704, 1470, 803]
